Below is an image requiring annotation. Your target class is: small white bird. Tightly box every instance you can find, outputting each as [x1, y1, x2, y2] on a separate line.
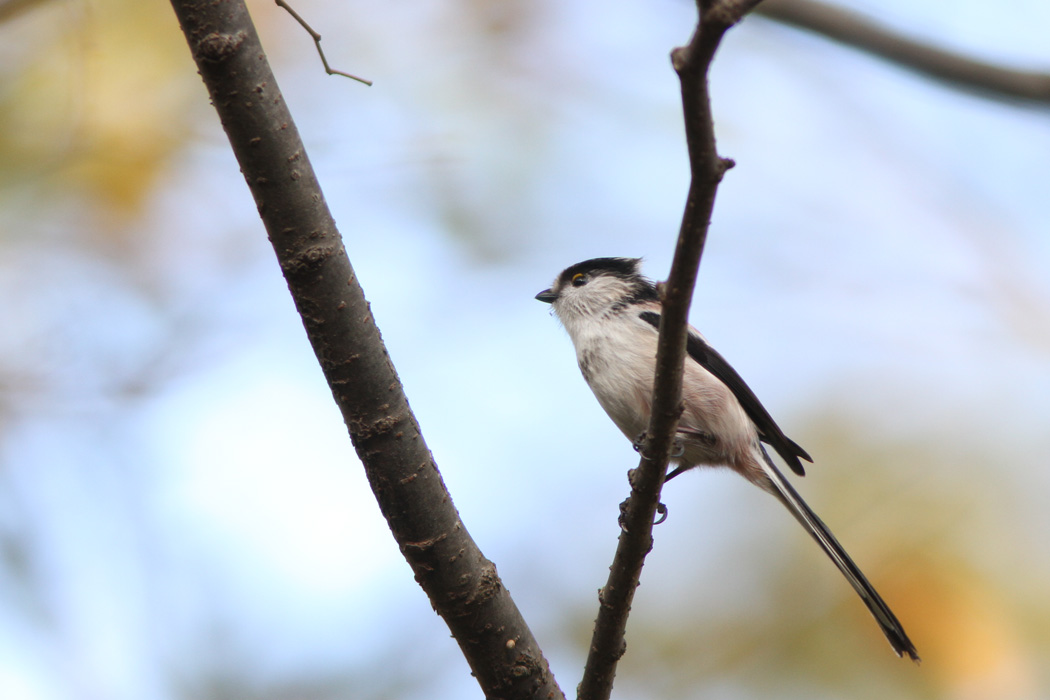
[537, 257, 919, 661]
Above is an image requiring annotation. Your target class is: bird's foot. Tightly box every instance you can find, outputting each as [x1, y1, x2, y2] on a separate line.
[618, 497, 669, 532]
[633, 432, 686, 460]
[631, 432, 650, 459]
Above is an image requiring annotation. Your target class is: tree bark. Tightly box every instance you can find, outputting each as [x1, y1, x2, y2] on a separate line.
[167, 2, 563, 698]
[576, 2, 764, 699]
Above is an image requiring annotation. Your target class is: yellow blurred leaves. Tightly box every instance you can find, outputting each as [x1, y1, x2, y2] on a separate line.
[893, 557, 1038, 700]
[0, 0, 197, 218]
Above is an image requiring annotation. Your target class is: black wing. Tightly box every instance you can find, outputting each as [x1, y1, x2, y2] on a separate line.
[639, 311, 811, 476]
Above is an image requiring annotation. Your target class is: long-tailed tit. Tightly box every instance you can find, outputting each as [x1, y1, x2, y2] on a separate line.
[536, 257, 919, 661]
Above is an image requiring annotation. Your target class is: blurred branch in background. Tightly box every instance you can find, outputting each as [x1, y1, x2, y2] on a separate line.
[0, 0, 56, 23]
[756, 0, 1050, 103]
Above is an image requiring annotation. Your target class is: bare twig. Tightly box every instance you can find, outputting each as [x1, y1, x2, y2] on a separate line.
[168, 1, 561, 698]
[756, 0, 1050, 104]
[576, 3, 761, 699]
[275, 0, 372, 86]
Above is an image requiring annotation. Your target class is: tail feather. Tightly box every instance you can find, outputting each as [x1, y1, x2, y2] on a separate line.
[756, 446, 920, 662]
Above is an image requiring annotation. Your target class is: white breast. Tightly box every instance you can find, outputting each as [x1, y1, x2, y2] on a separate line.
[564, 311, 758, 469]
[567, 313, 661, 441]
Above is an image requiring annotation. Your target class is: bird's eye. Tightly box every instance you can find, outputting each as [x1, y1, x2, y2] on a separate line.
[571, 273, 587, 287]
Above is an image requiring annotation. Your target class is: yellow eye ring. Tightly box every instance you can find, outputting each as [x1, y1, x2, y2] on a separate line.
[571, 273, 587, 287]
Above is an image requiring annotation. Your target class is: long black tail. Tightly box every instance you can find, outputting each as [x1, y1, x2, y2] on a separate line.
[756, 446, 920, 662]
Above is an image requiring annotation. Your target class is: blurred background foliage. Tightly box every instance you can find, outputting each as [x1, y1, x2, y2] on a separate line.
[0, 0, 1048, 699]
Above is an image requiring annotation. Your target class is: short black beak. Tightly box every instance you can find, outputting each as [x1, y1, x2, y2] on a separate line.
[535, 289, 558, 304]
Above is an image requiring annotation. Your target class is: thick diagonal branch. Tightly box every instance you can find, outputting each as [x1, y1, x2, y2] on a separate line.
[167, 2, 563, 698]
[576, 3, 760, 700]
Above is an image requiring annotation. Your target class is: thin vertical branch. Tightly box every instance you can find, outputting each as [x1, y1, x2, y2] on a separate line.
[167, 1, 563, 698]
[577, 3, 764, 699]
